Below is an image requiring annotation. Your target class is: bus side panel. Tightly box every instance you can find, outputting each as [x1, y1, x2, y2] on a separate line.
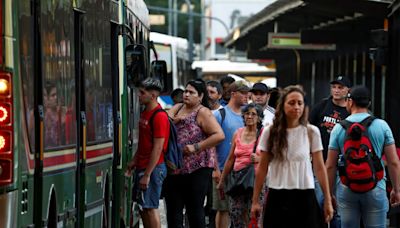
[84, 161, 112, 227]
[42, 169, 76, 227]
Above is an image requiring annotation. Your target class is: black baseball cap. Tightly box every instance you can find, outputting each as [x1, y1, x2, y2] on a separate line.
[250, 82, 269, 94]
[330, 75, 351, 88]
[348, 86, 370, 101]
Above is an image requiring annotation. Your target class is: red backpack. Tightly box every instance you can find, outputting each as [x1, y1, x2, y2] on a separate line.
[338, 116, 384, 193]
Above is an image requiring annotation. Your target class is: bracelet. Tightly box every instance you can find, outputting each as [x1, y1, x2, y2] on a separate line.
[194, 143, 200, 152]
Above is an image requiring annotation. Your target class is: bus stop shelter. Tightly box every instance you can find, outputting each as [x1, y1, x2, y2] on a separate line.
[224, 0, 393, 131]
[224, 0, 389, 106]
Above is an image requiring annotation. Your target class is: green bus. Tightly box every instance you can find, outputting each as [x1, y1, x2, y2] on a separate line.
[0, 0, 152, 227]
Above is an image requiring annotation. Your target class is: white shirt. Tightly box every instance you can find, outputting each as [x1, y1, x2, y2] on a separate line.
[262, 105, 275, 126]
[258, 124, 323, 189]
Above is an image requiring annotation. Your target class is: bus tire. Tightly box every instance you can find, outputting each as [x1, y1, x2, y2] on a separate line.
[47, 191, 57, 228]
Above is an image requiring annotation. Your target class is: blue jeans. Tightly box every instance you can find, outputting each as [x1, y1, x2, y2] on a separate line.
[133, 163, 167, 209]
[338, 185, 388, 228]
[314, 176, 341, 228]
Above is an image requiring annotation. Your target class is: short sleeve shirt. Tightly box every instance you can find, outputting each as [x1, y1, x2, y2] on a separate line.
[258, 124, 323, 189]
[309, 98, 349, 160]
[214, 106, 244, 170]
[136, 104, 170, 169]
[262, 105, 275, 126]
[328, 113, 395, 190]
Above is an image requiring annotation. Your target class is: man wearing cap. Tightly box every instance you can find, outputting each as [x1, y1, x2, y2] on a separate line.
[127, 78, 169, 228]
[326, 85, 400, 228]
[310, 75, 351, 160]
[250, 82, 275, 126]
[309, 75, 351, 228]
[213, 80, 249, 228]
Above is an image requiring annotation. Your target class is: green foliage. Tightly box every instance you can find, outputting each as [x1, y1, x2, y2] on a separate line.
[147, 0, 202, 43]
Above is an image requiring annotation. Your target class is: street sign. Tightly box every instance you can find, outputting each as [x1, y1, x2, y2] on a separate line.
[267, 33, 336, 50]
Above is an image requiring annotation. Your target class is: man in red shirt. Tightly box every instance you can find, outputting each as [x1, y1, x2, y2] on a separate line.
[127, 78, 170, 228]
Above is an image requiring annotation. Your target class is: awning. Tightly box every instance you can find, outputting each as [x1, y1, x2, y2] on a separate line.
[224, 0, 391, 52]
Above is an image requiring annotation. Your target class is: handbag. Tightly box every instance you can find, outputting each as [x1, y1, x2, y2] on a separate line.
[225, 128, 262, 197]
[225, 164, 255, 197]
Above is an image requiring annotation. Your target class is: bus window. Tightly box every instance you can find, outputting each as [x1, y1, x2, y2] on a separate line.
[43, 81, 66, 148]
[86, 46, 113, 143]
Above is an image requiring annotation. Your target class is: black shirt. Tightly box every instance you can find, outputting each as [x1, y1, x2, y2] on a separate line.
[309, 98, 350, 161]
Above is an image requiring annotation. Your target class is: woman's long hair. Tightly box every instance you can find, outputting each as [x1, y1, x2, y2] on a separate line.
[267, 85, 307, 161]
[186, 79, 210, 109]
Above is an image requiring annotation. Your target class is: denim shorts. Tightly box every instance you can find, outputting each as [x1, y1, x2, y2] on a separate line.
[133, 163, 167, 209]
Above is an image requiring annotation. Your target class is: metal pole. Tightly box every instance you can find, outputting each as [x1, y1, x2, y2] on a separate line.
[168, 0, 173, 35]
[200, 0, 205, 60]
[173, 0, 178, 36]
[184, 0, 194, 62]
[33, 0, 44, 226]
[148, 5, 230, 36]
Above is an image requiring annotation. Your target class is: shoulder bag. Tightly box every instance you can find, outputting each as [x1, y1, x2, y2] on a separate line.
[225, 128, 262, 197]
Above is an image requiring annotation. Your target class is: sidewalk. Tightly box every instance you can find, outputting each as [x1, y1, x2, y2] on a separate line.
[139, 200, 167, 228]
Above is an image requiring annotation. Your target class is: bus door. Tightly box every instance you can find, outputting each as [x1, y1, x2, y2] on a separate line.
[74, 8, 87, 228]
[110, 21, 122, 227]
[74, 3, 116, 227]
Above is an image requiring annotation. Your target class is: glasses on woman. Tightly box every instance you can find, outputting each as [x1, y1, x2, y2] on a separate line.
[244, 112, 258, 117]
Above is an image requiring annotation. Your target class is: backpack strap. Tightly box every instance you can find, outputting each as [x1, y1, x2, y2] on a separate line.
[252, 127, 263, 154]
[218, 108, 226, 126]
[339, 116, 376, 130]
[339, 119, 353, 130]
[359, 115, 376, 128]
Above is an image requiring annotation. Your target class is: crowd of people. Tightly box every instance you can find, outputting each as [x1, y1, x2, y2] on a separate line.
[127, 75, 400, 228]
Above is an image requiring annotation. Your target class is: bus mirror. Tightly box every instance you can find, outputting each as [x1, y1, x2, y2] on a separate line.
[125, 44, 147, 87]
[151, 60, 169, 92]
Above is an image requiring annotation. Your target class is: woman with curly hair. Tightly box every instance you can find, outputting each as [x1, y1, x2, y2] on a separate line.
[251, 85, 333, 228]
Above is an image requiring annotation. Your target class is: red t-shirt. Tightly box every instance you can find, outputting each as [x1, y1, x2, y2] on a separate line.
[135, 104, 170, 169]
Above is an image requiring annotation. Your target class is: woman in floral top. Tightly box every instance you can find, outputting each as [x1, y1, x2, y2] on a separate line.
[165, 79, 225, 228]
